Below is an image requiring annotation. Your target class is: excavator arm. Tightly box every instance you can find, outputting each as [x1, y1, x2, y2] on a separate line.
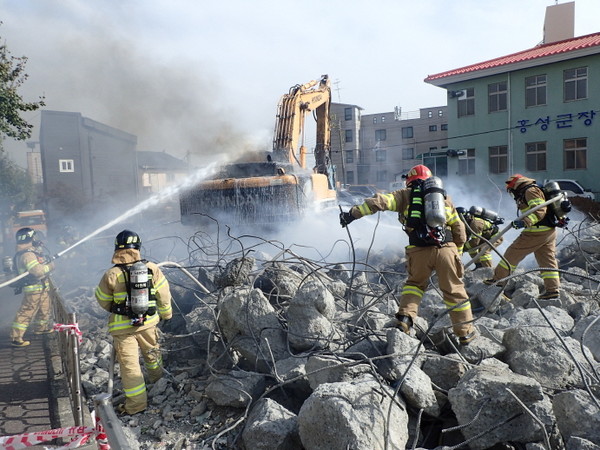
[272, 75, 332, 182]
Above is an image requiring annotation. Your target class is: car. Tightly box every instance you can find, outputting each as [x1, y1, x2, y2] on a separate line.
[542, 179, 595, 200]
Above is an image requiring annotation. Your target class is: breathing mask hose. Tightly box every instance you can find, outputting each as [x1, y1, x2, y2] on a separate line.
[464, 195, 563, 268]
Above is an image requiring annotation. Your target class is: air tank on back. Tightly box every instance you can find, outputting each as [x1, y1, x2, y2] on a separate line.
[423, 176, 446, 229]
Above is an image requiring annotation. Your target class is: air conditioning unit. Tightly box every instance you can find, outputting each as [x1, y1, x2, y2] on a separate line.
[449, 89, 467, 98]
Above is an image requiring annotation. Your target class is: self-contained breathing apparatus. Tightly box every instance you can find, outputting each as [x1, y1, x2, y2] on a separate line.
[406, 176, 449, 246]
[542, 181, 572, 228]
[10, 249, 41, 295]
[516, 181, 571, 228]
[468, 205, 505, 236]
[111, 260, 156, 326]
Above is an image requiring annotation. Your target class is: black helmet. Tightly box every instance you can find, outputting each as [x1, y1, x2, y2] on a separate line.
[115, 230, 141, 250]
[16, 227, 37, 244]
[456, 207, 466, 216]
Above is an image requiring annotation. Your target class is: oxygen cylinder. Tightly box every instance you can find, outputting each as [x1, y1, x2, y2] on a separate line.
[469, 205, 501, 224]
[423, 176, 446, 229]
[543, 181, 571, 220]
[129, 261, 149, 319]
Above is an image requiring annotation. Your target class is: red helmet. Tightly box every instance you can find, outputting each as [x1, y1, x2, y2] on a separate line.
[405, 165, 432, 186]
[505, 174, 523, 191]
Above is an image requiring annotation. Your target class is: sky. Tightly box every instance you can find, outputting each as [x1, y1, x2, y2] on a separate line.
[3, 0, 600, 168]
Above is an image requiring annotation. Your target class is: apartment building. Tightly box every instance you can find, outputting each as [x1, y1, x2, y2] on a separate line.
[330, 103, 449, 190]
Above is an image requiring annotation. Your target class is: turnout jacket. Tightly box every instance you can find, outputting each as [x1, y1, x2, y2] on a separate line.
[95, 248, 173, 335]
[15, 242, 54, 294]
[349, 188, 467, 251]
[510, 176, 552, 231]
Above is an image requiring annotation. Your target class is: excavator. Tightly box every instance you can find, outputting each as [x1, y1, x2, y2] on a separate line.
[179, 74, 337, 225]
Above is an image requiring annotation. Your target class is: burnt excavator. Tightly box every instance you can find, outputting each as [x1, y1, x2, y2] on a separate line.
[179, 74, 337, 225]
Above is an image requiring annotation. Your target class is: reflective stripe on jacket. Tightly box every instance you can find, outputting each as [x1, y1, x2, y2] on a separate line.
[95, 248, 173, 335]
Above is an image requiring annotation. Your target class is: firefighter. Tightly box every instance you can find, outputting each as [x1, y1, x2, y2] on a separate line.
[339, 164, 476, 345]
[484, 174, 561, 299]
[95, 230, 173, 415]
[10, 227, 55, 347]
[457, 206, 504, 269]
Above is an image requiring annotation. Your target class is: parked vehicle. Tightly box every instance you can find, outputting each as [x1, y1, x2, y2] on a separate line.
[542, 179, 595, 200]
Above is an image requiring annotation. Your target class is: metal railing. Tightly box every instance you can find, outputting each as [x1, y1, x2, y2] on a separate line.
[50, 279, 85, 426]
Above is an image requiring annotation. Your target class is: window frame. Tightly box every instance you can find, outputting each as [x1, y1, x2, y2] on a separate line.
[564, 67, 588, 102]
[458, 148, 476, 175]
[525, 74, 547, 107]
[488, 145, 508, 174]
[564, 137, 587, 170]
[457, 88, 475, 117]
[59, 159, 74, 173]
[525, 141, 547, 172]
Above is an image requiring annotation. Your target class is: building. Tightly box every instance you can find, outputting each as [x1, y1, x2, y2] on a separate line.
[424, 2, 598, 198]
[39, 110, 138, 222]
[330, 103, 449, 190]
[137, 151, 189, 196]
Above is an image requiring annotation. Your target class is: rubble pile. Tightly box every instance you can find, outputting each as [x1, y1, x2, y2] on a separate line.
[63, 223, 600, 450]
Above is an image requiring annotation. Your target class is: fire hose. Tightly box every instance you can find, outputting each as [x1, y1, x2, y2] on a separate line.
[463, 195, 564, 269]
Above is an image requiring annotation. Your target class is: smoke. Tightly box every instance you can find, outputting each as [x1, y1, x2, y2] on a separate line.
[2, 2, 269, 167]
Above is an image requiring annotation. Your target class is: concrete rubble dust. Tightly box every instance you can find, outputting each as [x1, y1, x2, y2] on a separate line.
[50, 211, 600, 450]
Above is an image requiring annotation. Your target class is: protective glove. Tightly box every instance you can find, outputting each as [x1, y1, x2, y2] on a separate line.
[495, 217, 505, 225]
[512, 220, 525, 229]
[339, 211, 356, 228]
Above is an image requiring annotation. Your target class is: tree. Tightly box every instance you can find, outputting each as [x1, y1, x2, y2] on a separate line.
[0, 25, 45, 142]
[0, 26, 44, 252]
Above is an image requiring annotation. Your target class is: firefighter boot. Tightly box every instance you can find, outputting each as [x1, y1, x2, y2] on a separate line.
[394, 313, 413, 334]
[539, 290, 559, 300]
[458, 329, 478, 345]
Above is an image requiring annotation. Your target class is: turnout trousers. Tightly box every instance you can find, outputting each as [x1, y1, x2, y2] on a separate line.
[493, 228, 559, 292]
[397, 243, 474, 337]
[11, 290, 52, 341]
[112, 326, 164, 414]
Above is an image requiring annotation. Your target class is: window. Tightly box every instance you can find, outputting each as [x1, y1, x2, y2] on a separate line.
[373, 117, 377, 124]
[375, 129, 387, 141]
[346, 171, 355, 184]
[422, 153, 448, 177]
[525, 75, 546, 107]
[458, 148, 475, 175]
[381, 116, 386, 123]
[428, 111, 433, 118]
[344, 108, 352, 121]
[375, 150, 387, 162]
[441, 123, 448, 131]
[438, 110, 443, 117]
[376, 170, 387, 182]
[488, 82, 507, 112]
[429, 125, 437, 132]
[429, 147, 437, 152]
[345, 150, 354, 164]
[401, 127, 413, 139]
[564, 67, 587, 101]
[526, 141, 547, 171]
[458, 88, 475, 117]
[59, 159, 74, 172]
[402, 147, 414, 160]
[345, 129, 353, 143]
[489, 146, 508, 174]
[564, 138, 587, 169]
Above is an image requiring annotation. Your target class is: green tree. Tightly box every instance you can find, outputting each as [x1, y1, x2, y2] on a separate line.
[0, 26, 44, 251]
[0, 29, 45, 141]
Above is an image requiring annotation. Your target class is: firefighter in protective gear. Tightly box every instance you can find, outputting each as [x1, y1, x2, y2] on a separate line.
[95, 230, 173, 415]
[10, 228, 55, 347]
[484, 174, 560, 299]
[457, 206, 504, 269]
[340, 165, 476, 344]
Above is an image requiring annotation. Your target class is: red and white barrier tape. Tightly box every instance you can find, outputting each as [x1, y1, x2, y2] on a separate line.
[0, 411, 110, 450]
[53, 323, 83, 344]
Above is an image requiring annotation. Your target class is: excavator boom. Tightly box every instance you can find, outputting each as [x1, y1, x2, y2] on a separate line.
[180, 75, 337, 226]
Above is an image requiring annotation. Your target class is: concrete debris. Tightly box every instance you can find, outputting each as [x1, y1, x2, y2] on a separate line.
[63, 224, 600, 450]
